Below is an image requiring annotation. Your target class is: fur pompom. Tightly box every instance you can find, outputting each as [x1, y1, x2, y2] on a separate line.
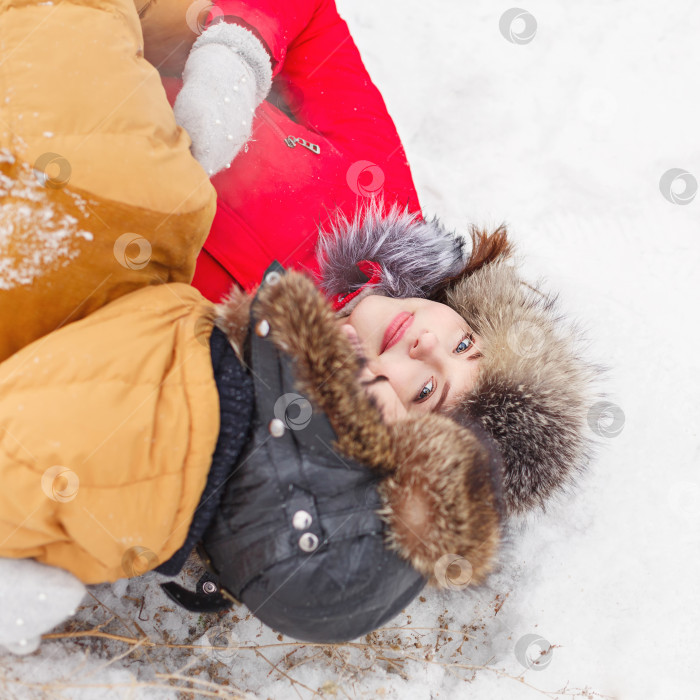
[317, 197, 467, 313]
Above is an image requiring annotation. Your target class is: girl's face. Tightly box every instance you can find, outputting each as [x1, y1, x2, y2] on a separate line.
[341, 295, 483, 423]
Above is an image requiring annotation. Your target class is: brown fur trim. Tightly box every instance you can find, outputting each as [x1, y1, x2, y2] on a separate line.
[465, 224, 512, 273]
[249, 270, 393, 467]
[379, 415, 503, 585]
[213, 285, 254, 364]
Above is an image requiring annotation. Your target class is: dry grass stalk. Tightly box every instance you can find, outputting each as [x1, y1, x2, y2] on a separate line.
[0, 587, 613, 700]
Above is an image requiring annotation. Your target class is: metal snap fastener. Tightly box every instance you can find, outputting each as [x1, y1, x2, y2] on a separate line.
[298, 532, 319, 552]
[255, 320, 270, 337]
[268, 418, 285, 437]
[265, 271, 282, 286]
[292, 510, 312, 530]
[202, 581, 218, 595]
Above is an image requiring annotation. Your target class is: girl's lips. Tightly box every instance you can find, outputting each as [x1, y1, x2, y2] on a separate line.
[381, 312, 414, 353]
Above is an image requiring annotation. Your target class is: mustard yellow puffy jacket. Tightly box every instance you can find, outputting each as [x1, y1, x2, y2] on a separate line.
[0, 284, 220, 583]
[0, 0, 215, 362]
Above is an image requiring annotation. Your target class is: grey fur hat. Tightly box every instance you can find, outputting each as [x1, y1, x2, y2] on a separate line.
[317, 198, 603, 515]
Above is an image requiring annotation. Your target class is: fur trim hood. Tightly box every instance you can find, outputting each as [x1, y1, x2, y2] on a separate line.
[316, 200, 604, 515]
[445, 260, 602, 513]
[214, 269, 504, 588]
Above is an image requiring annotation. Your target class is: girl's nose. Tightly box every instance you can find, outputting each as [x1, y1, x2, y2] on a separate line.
[408, 331, 439, 360]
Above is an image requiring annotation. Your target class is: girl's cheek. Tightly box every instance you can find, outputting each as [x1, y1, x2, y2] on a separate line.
[364, 380, 409, 424]
[348, 345, 409, 424]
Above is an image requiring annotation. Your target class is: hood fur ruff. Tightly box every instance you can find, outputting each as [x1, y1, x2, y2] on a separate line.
[315, 200, 604, 515]
[215, 271, 504, 588]
[446, 261, 603, 514]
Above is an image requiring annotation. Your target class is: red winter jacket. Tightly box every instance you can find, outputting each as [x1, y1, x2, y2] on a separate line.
[160, 0, 421, 301]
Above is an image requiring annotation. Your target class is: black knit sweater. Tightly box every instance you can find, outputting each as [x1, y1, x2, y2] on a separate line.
[157, 327, 254, 575]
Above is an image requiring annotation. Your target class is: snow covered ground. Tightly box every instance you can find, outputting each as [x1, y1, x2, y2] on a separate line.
[3, 0, 699, 698]
[358, 0, 700, 696]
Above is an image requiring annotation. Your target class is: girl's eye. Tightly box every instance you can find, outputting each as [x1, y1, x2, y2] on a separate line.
[455, 333, 474, 354]
[416, 377, 435, 402]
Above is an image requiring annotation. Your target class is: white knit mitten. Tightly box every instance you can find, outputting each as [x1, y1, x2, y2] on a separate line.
[0, 558, 86, 655]
[174, 23, 273, 176]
